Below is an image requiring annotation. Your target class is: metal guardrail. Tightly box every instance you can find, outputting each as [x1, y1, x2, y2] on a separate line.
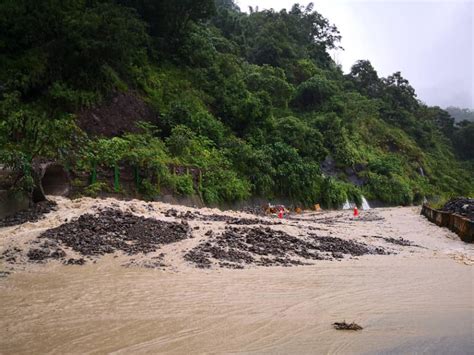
[421, 205, 473, 243]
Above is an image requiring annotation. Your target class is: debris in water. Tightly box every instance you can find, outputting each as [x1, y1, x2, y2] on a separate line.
[333, 321, 363, 331]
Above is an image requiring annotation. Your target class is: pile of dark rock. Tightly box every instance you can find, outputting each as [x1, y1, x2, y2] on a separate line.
[185, 226, 387, 269]
[308, 234, 387, 257]
[164, 209, 200, 219]
[1, 247, 22, 263]
[363, 235, 420, 247]
[0, 200, 57, 228]
[441, 197, 474, 220]
[239, 205, 266, 216]
[25, 209, 190, 264]
[200, 214, 281, 225]
[164, 208, 280, 225]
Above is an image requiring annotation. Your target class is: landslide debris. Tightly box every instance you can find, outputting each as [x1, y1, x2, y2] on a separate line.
[185, 226, 387, 269]
[0, 200, 57, 228]
[362, 235, 421, 247]
[440, 197, 474, 220]
[25, 209, 190, 263]
[164, 208, 280, 225]
[239, 205, 266, 216]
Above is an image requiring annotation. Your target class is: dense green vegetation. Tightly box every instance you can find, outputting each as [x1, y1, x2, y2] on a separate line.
[1, 0, 473, 207]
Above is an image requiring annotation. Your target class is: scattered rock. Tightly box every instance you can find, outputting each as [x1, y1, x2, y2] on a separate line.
[164, 208, 280, 225]
[64, 258, 86, 265]
[363, 235, 421, 247]
[356, 212, 385, 222]
[184, 249, 212, 268]
[122, 255, 167, 269]
[185, 226, 387, 269]
[164, 209, 199, 219]
[440, 197, 474, 220]
[27, 248, 51, 262]
[382, 237, 417, 247]
[239, 205, 266, 216]
[1, 247, 22, 263]
[308, 235, 387, 257]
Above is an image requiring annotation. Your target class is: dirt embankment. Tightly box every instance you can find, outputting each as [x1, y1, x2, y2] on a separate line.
[77, 92, 159, 137]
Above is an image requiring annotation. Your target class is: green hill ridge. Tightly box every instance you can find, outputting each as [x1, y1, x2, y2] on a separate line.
[1, 0, 473, 207]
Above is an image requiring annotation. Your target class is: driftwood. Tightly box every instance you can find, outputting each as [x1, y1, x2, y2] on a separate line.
[333, 321, 363, 331]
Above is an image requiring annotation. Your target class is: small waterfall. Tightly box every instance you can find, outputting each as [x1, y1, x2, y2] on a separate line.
[419, 168, 427, 204]
[343, 197, 371, 210]
[361, 196, 371, 210]
[342, 199, 355, 210]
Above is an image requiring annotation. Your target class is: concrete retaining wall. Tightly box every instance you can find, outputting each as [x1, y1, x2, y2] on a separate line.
[0, 190, 30, 219]
[421, 205, 473, 243]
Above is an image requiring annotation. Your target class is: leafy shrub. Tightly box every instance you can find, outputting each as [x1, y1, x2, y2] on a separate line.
[319, 178, 348, 209]
[292, 74, 338, 110]
[202, 169, 251, 204]
[84, 182, 108, 198]
[139, 179, 161, 199]
[172, 174, 195, 196]
[364, 172, 413, 205]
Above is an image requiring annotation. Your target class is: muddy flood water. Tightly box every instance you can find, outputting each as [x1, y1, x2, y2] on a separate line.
[1, 197, 473, 354]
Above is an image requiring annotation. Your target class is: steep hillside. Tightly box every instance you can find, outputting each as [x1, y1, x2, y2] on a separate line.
[1, 0, 472, 207]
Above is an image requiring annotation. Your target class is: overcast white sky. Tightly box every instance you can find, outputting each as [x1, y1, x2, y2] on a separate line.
[236, 0, 473, 109]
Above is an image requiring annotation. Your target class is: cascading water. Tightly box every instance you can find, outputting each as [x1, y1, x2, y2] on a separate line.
[361, 196, 371, 210]
[343, 196, 371, 210]
[342, 199, 355, 210]
[419, 167, 427, 204]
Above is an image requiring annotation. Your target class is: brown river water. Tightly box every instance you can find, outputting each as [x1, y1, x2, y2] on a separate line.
[1, 197, 473, 354]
